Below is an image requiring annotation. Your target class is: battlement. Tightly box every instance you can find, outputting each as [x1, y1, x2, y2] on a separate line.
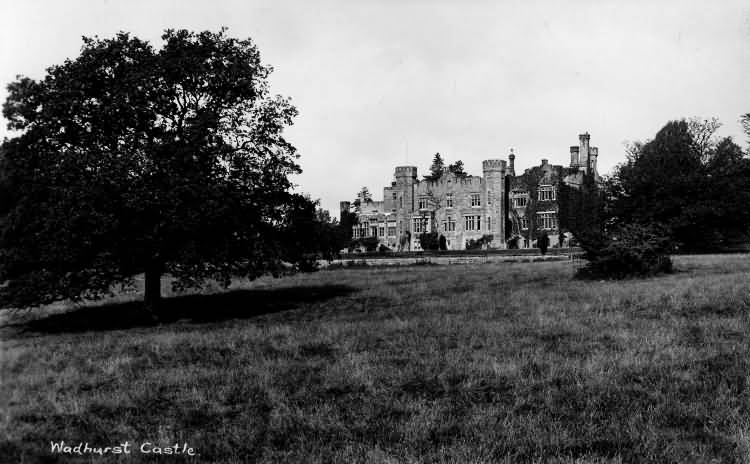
[394, 166, 418, 178]
[482, 159, 506, 172]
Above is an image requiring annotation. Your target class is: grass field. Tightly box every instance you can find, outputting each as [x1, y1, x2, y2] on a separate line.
[2, 255, 750, 463]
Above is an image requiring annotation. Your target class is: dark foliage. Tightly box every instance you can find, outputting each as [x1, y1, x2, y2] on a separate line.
[0, 29, 305, 308]
[423, 153, 445, 182]
[447, 160, 468, 179]
[466, 234, 493, 250]
[418, 232, 440, 251]
[607, 119, 750, 251]
[438, 234, 447, 251]
[350, 236, 379, 253]
[577, 224, 673, 279]
[537, 232, 550, 255]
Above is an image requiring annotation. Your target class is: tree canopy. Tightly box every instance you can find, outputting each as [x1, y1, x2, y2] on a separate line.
[606, 118, 750, 251]
[423, 152, 445, 182]
[447, 160, 468, 179]
[0, 29, 309, 308]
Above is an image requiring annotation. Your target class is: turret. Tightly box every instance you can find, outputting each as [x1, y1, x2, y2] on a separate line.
[482, 159, 506, 248]
[508, 148, 516, 176]
[393, 166, 418, 235]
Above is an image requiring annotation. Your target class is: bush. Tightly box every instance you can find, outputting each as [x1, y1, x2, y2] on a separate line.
[577, 224, 673, 279]
[350, 237, 379, 253]
[465, 234, 494, 250]
[418, 232, 440, 251]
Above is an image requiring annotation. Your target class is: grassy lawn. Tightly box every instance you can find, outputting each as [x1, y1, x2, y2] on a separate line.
[2, 255, 750, 463]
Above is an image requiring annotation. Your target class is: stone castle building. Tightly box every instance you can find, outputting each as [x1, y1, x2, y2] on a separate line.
[341, 133, 600, 251]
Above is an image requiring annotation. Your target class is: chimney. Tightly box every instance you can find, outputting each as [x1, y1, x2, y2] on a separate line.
[590, 146, 599, 174]
[508, 148, 516, 176]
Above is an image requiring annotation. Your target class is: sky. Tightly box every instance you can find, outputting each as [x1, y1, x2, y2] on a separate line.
[2, 0, 749, 216]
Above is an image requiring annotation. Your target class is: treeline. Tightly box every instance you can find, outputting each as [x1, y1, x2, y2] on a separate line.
[571, 116, 750, 278]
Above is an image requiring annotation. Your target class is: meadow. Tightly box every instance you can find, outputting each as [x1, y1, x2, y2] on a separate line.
[2, 254, 750, 463]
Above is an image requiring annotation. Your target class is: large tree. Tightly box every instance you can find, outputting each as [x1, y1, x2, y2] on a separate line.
[0, 29, 306, 309]
[607, 119, 750, 250]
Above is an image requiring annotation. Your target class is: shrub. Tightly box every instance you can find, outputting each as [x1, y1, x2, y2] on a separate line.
[418, 232, 440, 251]
[350, 237, 379, 253]
[466, 234, 494, 250]
[577, 224, 673, 279]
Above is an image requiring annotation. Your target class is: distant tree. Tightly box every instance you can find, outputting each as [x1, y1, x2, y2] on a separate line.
[742, 113, 750, 149]
[424, 152, 445, 182]
[687, 117, 722, 163]
[448, 160, 468, 179]
[337, 208, 358, 249]
[352, 186, 372, 212]
[0, 29, 304, 310]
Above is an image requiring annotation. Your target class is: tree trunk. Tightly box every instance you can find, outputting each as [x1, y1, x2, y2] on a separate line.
[144, 261, 163, 314]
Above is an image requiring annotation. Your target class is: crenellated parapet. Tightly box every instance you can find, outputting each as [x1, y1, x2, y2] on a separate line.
[482, 159, 506, 173]
[394, 166, 418, 178]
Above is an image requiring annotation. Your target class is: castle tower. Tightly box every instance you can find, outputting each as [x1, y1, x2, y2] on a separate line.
[394, 166, 418, 236]
[482, 159, 506, 248]
[508, 148, 516, 176]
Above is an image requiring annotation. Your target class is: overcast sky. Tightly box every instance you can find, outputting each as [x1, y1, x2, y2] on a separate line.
[2, 0, 749, 215]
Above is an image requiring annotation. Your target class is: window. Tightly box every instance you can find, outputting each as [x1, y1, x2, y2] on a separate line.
[523, 238, 530, 248]
[445, 193, 454, 208]
[487, 216, 491, 231]
[392, 192, 397, 201]
[487, 190, 492, 205]
[470, 193, 481, 207]
[520, 217, 529, 230]
[538, 185, 556, 201]
[464, 215, 482, 231]
[370, 226, 378, 237]
[537, 211, 557, 230]
[512, 194, 528, 208]
[400, 196, 403, 208]
[413, 217, 427, 233]
[418, 197, 429, 210]
[379, 226, 385, 237]
[387, 226, 397, 237]
[443, 217, 456, 232]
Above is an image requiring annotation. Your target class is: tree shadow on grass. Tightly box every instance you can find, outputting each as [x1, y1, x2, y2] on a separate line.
[7, 284, 357, 336]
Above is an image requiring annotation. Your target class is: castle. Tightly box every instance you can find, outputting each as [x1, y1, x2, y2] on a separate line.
[341, 133, 600, 251]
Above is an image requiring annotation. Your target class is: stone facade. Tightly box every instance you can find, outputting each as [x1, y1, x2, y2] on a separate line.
[342, 133, 599, 250]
